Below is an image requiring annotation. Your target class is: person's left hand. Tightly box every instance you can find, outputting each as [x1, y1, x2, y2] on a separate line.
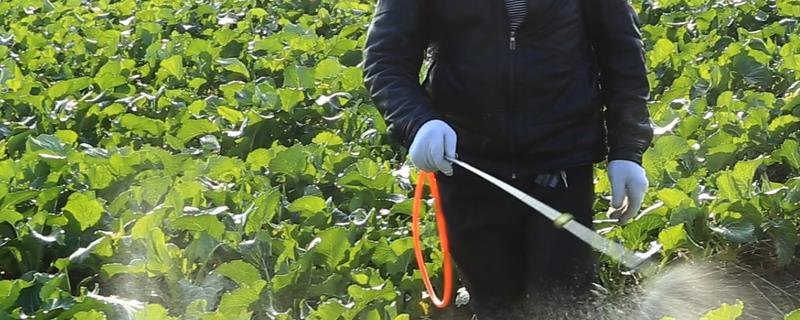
[607, 160, 648, 224]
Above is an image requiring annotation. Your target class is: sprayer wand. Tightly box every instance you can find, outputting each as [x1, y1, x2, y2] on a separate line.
[445, 156, 661, 272]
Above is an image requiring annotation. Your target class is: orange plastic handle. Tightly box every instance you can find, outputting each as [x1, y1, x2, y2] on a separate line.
[411, 171, 453, 309]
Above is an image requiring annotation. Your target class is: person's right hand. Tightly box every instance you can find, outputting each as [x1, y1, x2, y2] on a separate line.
[409, 120, 457, 176]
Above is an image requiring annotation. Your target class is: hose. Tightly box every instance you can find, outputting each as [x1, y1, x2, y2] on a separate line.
[411, 171, 453, 309]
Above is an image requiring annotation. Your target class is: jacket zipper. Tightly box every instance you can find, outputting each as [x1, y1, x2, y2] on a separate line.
[499, 1, 522, 179]
[508, 29, 517, 178]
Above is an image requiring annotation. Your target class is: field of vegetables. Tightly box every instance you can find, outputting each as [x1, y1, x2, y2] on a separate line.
[0, 0, 799, 319]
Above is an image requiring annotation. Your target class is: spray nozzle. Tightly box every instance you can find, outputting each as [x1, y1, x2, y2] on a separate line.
[622, 241, 663, 276]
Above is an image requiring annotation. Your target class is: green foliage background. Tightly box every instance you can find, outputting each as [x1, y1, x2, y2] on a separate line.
[0, 0, 798, 318]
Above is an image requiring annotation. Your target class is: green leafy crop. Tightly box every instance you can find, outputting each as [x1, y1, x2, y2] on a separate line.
[0, 0, 798, 319]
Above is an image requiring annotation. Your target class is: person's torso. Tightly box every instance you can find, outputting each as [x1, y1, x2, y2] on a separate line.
[421, 0, 606, 168]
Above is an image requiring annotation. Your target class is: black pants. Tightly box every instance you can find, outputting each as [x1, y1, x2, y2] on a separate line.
[435, 164, 597, 319]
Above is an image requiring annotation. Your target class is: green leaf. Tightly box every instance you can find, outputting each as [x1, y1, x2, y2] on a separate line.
[622, 214, 665, 248]
[705, 143, 738, 172]
[72, 310, 108, 320]
[84, 165, 117, 190]
[177, 119, 220, 143]
[246, 148, 274, 171]
[643, 136, 689, 183]
[387, 237, 414, 273]
[134, 304, 177, 320]
[270, 145, 309, 176]
[245, 188, 281, 235]
[371, 239, 396, 266]
[315, 227, 351, 269]
[248, 8, 268, 18]
[0, 279, 32, 310]
[139, 176, 172, 205]
[54, 130, 78, 145]
[288, 196, 326, 216]
[340, 67, 364, 91]
[68, 236, 113, 263]
[101, 260, 147, 278]
[161, 55, 184, 79]
[700, 300, 743, 320]
[63, 192, 105, 231]
[768, 220, 798, 267]
[649, 38, 677, 67]
[185, 300, 209, 319]
[255, 82, 279, 108]
[0, 209, 23, 224]
[310, 299, 348, 319]
[120, 114, 165, 136]
[37, 273, 66, 301]
[217, 58, 250, 79]
[312, 132, 344, 146]
[172, 215, 226, 240]
[204, 155, 243, 181]
[337, 158, 396, 191]
[131, 208, 167, 240]
[0, 65, 13, 87]
[278, 88, 304, 111]
[344, 282, 397, 318]
[777, 0, 800, 16]
[768, 115, 800, 132]
[786, 309, 800, 320]
[214, 260, 262, 286]
[711, 219, 756, 243]
[732, 53, 772, 88]
[715, 158, 763, 200]
[272, 261, 303, 295]
[214, 280, 266, 316]
[315, 58, 342, 79]
[308, 273, 344, 297]
[217, 106, 244, 123]
[0, 161, 12, 182]
[28, 134, 64, 152]
[48, 77, 93, 99]
[1, 190, 38, 210]
[727, 201, 763, 227]
[95, 60, 128, 91]
[656, 189, 693, 208]
[145, 228, 174, 273]
[186, 233, 221, 265]
[658, 223, 688, 251]
[776, 139, 800, 170]
[283, 65, 315, 88]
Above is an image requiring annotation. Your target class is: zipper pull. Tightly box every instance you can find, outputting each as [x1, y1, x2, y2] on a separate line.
[509, 31, 516, 50]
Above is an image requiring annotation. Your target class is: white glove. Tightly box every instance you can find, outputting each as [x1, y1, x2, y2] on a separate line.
[607, 160, 648, 224]
[409, 120, 457, 176]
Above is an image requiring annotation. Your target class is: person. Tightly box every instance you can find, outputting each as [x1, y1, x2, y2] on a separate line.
[363, 0, 653, 318]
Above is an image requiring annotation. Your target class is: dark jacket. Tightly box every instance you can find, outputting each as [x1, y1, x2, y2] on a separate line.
[363, 0, 653, 178]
